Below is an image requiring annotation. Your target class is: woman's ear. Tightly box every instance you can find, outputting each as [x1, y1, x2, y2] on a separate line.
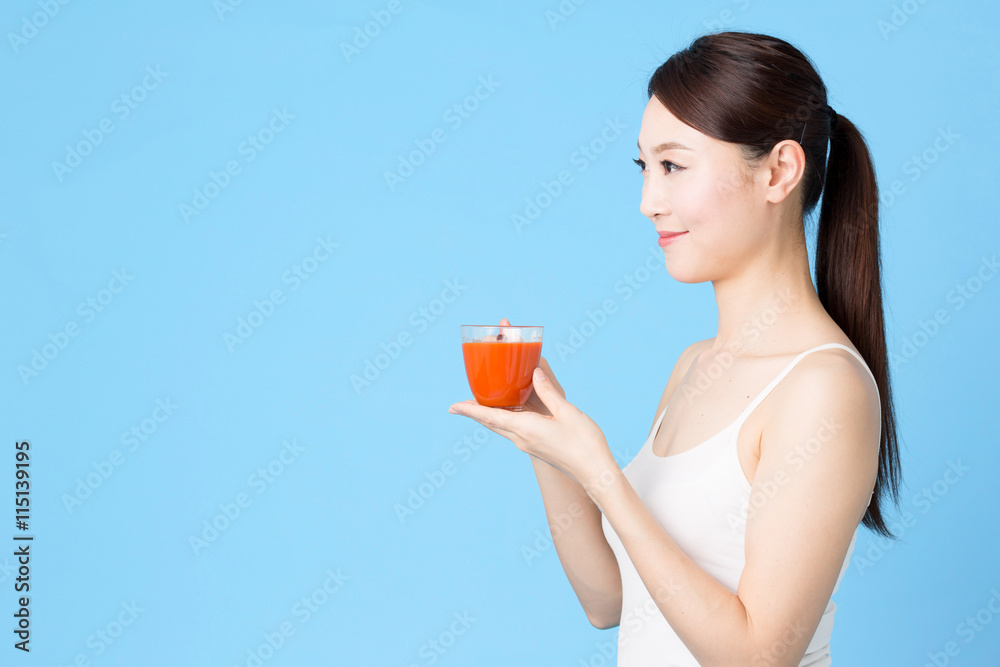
[764, 139, 806, 205]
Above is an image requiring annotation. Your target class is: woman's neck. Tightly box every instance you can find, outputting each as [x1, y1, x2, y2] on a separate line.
[708, 240, 825, 357]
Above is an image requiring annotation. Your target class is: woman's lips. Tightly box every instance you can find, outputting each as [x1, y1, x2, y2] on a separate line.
[657, 231, 687, 247]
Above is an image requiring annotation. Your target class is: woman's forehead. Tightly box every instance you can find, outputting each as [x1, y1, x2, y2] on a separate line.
[638, 99, 711, 154]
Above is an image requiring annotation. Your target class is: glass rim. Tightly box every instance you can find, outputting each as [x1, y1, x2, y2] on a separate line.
[461, 324, 544, 328]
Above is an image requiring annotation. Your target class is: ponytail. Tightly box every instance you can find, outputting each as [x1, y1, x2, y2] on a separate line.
[816, 113, 902, 539]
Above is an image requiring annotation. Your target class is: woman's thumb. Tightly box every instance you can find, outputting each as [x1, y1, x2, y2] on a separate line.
[532, 366, 564, 412]
[538, 356, 566, 399]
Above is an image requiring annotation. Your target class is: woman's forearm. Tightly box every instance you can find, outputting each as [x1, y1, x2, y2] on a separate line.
[584, 456, 754, 666]
[529, 454, 623, 627]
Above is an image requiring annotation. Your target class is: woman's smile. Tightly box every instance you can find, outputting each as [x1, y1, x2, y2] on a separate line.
[658, 231, 688, 247]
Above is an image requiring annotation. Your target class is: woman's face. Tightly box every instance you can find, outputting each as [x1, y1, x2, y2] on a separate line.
[636, 95, 796, 284]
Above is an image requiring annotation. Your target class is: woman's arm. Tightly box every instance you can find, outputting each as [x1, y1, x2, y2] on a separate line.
[533, 340, 711, 628]
[528, 453, 623, 627]
[585, 349, 880, 666]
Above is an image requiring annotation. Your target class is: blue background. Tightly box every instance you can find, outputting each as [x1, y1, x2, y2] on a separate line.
[2, 0, 998, 665]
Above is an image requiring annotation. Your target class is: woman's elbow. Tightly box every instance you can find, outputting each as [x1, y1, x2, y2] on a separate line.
[587, 612, 620, 630]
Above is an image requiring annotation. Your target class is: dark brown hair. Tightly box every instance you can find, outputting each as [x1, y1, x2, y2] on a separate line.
[647, 31, 902, 539]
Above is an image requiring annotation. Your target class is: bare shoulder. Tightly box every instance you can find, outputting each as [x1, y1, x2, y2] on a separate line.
[763, 345, 882, 493]
[650, 338, 715, 423]
[780, 345, 880, 419]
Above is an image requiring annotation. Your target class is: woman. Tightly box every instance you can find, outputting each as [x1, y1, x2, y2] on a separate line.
[449, 30, 902, 666]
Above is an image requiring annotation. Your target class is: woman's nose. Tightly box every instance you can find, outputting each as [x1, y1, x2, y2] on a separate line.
[640, 187, 667, 220]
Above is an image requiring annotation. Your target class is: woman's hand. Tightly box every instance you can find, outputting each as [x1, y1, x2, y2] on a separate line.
[449, 318, 615, 489]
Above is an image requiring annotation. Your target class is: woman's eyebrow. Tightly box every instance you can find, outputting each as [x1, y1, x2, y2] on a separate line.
[637, 139, 693, 155]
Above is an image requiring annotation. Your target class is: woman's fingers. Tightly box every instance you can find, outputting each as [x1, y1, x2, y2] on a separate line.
[480, 317, 511, 342]
[450, 401, 531, 450]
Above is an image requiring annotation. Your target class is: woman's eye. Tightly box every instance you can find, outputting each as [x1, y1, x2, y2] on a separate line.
[634, 158, 681, 174]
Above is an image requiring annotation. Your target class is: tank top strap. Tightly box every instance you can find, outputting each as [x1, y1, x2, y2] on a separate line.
[647, 402, 670, 442]
[731, 342, 879, 428]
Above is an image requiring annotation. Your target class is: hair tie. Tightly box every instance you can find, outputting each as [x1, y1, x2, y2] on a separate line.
[798, 104, 840, 144]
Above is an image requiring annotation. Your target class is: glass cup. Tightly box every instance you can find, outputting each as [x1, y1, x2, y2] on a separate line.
[461, 325, 543, 411]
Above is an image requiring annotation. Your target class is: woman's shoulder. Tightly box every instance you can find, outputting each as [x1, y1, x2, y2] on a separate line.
[764, 340, 882, 442]
[786, 339, 877, 394]
[757, 342, 882, 508]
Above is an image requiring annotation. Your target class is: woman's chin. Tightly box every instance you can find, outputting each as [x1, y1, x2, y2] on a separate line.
[664, 263, 703, 284]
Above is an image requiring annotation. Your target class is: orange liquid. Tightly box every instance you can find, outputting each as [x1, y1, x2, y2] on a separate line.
[462, 341, 543, 408]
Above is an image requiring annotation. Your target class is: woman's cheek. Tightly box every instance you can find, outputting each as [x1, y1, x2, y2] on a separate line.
[682, 178, 723, 215]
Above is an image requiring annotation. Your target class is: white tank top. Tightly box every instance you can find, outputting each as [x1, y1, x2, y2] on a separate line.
[600, 343, 880, 666]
